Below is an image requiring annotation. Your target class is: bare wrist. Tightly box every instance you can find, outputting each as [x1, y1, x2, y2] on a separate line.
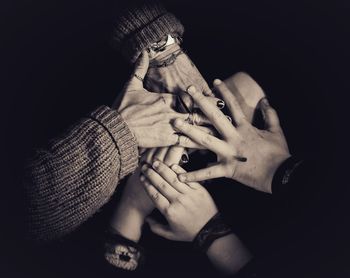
[110, 207, 144, 242]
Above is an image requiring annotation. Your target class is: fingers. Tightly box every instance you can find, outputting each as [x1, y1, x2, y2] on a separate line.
[153, 147, 168, 162]
[213, 79, 247, 125]
[142, 177, 169, 213]
[128, 50, 149, 90]
[186, 85, 238, 139]
[143, 148, 157, 164]
[152, 160, 189, 193]
[178, 164, 228, 183]
[171, 165, 202, 190]
[164, 146, 185, 166]
[141, 164, 180, 201]
[145, 218, 174, 240]
[173, 119, 233, 157]
[259, 98, 281, 132]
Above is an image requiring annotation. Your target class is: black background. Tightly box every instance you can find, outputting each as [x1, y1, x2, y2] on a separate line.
[2, 0, 350, 277]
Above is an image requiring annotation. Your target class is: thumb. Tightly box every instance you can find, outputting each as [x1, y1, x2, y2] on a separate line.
[146, 217, 175, 240]
[259, 98, 281, 132]
[128, 50, 150, 90]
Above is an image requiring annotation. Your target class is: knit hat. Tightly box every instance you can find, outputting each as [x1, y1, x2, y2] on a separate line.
[111, 1, 185, 63]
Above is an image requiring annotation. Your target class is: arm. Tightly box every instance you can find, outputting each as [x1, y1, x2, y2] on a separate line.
[25, 53, 195, 242]
[140, 161, 252, 275]
[25, 106, 139, 242]
[207, 234, 252, 275]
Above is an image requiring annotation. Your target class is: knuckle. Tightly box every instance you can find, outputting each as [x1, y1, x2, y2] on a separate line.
[151, 191, 160, 200]
[180, 136, 191, 146]
[175, 195, 186, 204]
[165, 207, 176, 218]
[170, 177, 179, 186]
[201, 135, 213, 145]
[158, 182, 168, 190]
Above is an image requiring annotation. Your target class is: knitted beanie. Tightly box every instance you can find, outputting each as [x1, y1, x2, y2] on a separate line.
[111, 0, 185, 63]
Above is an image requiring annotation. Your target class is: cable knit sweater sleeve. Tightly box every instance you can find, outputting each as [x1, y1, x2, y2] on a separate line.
[25, 106, 139, 242]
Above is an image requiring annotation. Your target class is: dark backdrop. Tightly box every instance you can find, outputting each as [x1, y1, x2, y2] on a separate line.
[2, 0, 349, 277]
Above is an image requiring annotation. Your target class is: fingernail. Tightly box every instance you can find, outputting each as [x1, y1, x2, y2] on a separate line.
[152, 160, 160, 169]
[171, 164, 178, 171]
[217, 100, 225, 109]
[226, 115, 232, 123]
[260, 98, 270, 107]
[178, 174, 186, 182]
[186, 85, 196, 95]
[181, 154, 189, 164]
[174, 118, 184, 128]
[140, 175, 145, 182]
[141, 164, 148, 172]
[213, 79, 222, 86]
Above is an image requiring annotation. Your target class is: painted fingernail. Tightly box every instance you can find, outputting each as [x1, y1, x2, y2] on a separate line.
[174, 118, 184, 128]
[178, 174, 186, 182]
[152, 160, 160, 169]
[226, 115, 232, 123]
[140, 175, 145, 182]
[181, 154, 189, 164]
[217, 100, 225, 109]
[186, 85, 196, 95]
[213, 79, 222, 86]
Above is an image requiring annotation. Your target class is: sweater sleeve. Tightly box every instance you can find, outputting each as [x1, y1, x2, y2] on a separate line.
[25, 106, 139, 242]
[111, 0, 184, 63]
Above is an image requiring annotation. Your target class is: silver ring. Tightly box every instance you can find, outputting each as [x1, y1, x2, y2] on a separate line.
[134, 74, 144, 82]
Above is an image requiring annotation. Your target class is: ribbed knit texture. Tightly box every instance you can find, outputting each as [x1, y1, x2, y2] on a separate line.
[25, 106, 139, 242]
[111, 0, 184, 63]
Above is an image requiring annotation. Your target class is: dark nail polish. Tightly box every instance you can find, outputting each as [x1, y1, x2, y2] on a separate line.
[181, 154, 189, 164]
[226, 115, 232, 123]
[217, 100, 225, 109]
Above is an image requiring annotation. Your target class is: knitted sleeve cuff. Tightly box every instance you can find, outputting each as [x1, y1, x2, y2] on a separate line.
[90, 106, 139, 179]
[112, 1, 185, 63]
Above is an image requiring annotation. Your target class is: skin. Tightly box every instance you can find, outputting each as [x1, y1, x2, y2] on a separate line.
[113, 50, 208, 148]
[173, 81, 291, 193]
[140, 162, 252, 275]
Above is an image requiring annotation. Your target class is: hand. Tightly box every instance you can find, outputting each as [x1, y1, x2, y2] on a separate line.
[140, 161, 218, 241]
[145, 43, 213, 110]
[112, 50, 207, 148]
[173, 80, 291, 193]
[109, 146, 189, 241]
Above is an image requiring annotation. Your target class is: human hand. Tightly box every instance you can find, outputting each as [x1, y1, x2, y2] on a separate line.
[112, 50, 207, 148]
[140, 162, 218, 241]
[145, 43, 214, 111]
[109, 146, 189, 241]
[173, 80, 291, 193]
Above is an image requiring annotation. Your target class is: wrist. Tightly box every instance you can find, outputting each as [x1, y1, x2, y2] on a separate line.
[264, 153, 292, 193]
[271, 155, 304, 196]
[110, 207, 145, 242]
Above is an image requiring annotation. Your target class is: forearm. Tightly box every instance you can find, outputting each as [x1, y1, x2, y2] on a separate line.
[207, 234, 253, 275]
[25, 106, 139, 241]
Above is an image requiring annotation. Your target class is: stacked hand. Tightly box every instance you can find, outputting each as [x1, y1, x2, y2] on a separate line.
[112, 50, 208, 148]
[173, 80, 291, 193]
[140, 161, 218, 241]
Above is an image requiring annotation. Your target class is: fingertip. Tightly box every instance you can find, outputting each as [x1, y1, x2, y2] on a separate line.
[178, 174, 186, 182]
[186, 85, 197, 95]
[171, 164, 178, 171]
[140, 174, 145, 182]
[213, 79, 222, 86]
[173, 118, 185, 128]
